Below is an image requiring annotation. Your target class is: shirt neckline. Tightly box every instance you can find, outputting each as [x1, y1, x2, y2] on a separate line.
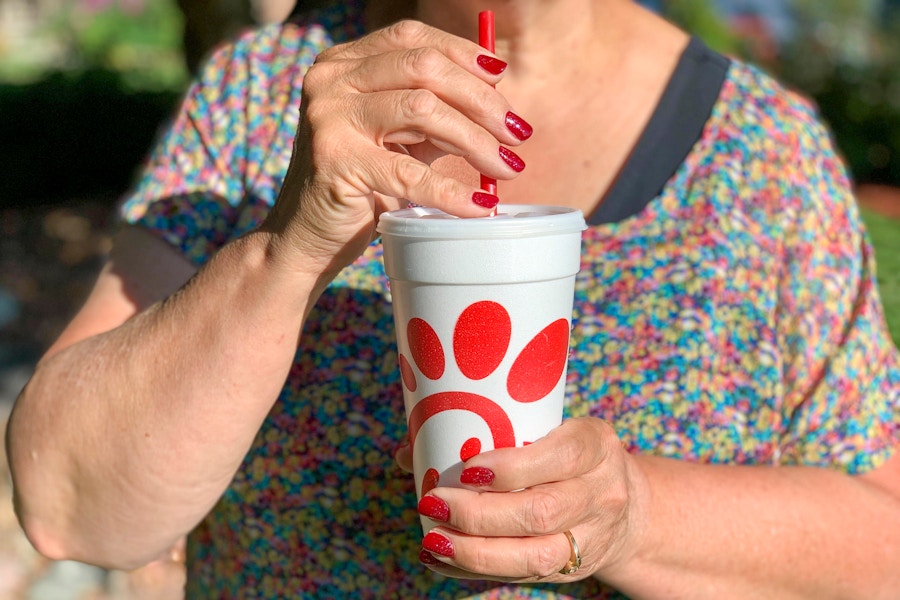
[587, 37, 730, 226]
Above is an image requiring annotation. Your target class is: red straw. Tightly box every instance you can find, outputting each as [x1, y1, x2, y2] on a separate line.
[478, 11, 498, 205]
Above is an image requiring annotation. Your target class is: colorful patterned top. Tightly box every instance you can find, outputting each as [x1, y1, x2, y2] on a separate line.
[120, 1, 900, 598]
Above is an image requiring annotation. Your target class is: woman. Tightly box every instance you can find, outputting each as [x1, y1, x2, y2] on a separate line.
[8, 0, 900, 597]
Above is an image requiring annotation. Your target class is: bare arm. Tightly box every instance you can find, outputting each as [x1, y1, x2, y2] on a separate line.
[7, 225, 320, 569]
[608, 448, 900, 598]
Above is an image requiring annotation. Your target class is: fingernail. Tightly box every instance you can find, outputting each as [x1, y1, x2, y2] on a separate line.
[505, 111, 533, 141]
[460, 466, 495, 486]
[477, 54, 507, 75]
[472, 191, 499, 209]
[418, 495, 450, 521]
[499, 147, 525, 172]
[419, 549, 440, 565]
[423, 531, 454, 557]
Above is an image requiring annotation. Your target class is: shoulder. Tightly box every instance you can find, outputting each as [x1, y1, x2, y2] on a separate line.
[189, 1, 365, 105]
[684, 59, 854, 226]
[707, 60, 838, 169]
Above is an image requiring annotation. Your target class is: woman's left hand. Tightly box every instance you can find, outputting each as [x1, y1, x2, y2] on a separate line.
[396, 417, 649, 582]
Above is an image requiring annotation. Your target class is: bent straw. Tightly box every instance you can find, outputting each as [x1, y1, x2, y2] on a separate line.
[478, 10, 498, 211]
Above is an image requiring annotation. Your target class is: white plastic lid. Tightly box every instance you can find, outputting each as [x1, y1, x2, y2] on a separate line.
[377, 205, 586, 239]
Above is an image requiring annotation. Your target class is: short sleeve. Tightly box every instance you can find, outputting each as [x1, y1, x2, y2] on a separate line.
[774, 112, 900, 474]
[118, 21, 329, 266]
[119, 40, 253, 266]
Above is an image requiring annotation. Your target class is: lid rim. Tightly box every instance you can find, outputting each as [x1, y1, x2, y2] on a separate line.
[376, 205, 587, 239]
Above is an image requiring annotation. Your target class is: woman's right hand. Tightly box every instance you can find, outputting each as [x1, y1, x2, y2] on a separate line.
[262, 20, 532, 278]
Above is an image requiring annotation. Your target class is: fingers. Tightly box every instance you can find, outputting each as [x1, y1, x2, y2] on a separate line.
[339, 47, 524, 147]
[419, 475, 600, 538]
[466, 418, 621, 492]
[272, 19, 529, 269]
[349, 89, 526, 177]
[331, 146, 499, 218]
[410, 418, 634, 581]
[299, 23, 530, 216]
[420, 527, 582, 582]
[319, 20, 504, 83]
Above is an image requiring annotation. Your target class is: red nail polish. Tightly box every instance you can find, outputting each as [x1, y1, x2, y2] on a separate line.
[499, 147, 525, 172]
[505, 111, 533, 141]
[460, 466, 495, 486]
[419, 549, 440, 565]
[418, 496, 450, 521]
[477, 54, 507, 75]
[423, 531, 454, 557]
[472, 191, 499, 209]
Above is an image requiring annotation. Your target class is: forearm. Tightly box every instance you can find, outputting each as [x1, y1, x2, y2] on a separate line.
[7, 230, 322, 569]
[604, 455, 900, 599]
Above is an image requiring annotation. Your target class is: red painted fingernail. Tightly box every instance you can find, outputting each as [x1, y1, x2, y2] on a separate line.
[499, 147, 525, 172]
[472, 191, 499, 209]
[505, 111, 533, 141]
[419, 549, 440, 565]
[423, 531, 454, 557]
[477, 55, 507, 75]
[460, 466, 495, 486]
[418, 495, 450, 521]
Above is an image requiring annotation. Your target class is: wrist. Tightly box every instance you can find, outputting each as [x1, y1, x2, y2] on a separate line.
[593, 452, 657, 585]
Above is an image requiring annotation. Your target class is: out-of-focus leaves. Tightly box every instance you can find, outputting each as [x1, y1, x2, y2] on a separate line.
[664, 0, 900, 187]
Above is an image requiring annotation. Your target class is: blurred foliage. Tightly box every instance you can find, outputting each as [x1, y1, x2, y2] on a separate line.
[0, 1, 188, 206]
[53, 0, 187, 90]
[0, 0, 188, 91]
[664, 0, 900, 186]
[779, 2, 900, 185]
[662, 0, 742, 56]
[861, 208, 900, 347]
[0, 68, 182, 206]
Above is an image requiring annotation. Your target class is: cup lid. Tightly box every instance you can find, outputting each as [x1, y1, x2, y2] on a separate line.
[377, 205, 586, 239]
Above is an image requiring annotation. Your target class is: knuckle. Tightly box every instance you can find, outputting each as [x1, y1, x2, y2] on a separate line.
[402, 47, 445, 81]
[530, 541, 562, 578]
[427, 172, 462, 206]
[468, 542, 494, 574]
[526, 489, 565, 535]
[301, 62, 334, 96]
[302, 96, 333, 130]
[556, 427, 591, 468]
[313, 45, 337, 64]
[384, 19, 427, 45]
[308, 126, 341, 160]
[608, 473, 630, 512]
[452, 497, 487, 534]
[390, 155, 430, 194]
[400, 89, 440, 121]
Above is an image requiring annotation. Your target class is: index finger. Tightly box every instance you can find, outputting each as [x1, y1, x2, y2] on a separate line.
[461, 418, 619, 492]
[317, 20, 507, 80]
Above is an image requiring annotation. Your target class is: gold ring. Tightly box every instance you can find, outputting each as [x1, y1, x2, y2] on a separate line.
[558, 530, 582, 575]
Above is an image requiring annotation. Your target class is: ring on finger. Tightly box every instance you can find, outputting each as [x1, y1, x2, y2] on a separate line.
[558, 530, 582, 575]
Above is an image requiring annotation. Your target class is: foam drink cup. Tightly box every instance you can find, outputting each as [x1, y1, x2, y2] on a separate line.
[377, 205, 586, 533]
